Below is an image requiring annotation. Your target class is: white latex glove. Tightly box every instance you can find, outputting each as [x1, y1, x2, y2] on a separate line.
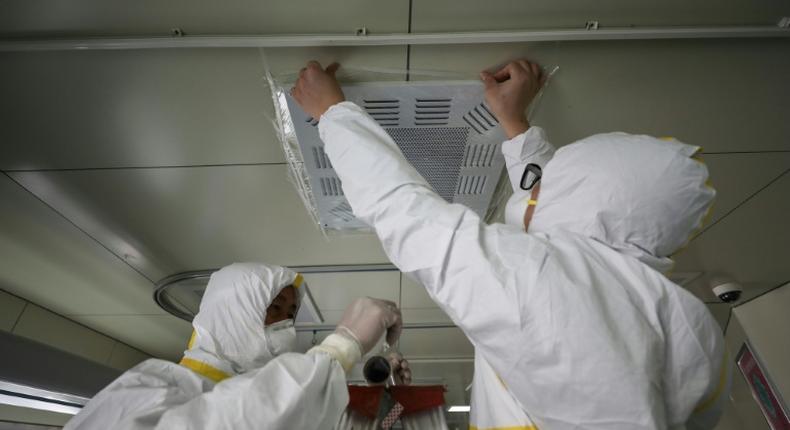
[309, 297, 402, 373]
[336, 297, 403, 355]
[388, 352, 412, 385]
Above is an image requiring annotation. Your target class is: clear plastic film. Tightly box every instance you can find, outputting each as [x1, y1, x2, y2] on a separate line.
[261, 50, 558, 234]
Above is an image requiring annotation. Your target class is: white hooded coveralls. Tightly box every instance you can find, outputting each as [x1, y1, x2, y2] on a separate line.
[65, 263, 350, 430]
[317, 102, 728, 430]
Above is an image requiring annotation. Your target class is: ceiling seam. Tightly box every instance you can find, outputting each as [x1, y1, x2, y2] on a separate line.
[732, 278, 790, 309]
[690, 168, 789, 241]
[723, 306, 733, 336]
[3, 161, 288, 173]
[106, 340, 118, 366]
[1, 171, 157, 286]
[405, 0, 413, 82]
[0, 286, 159, 358]
[9, 302, 29, 333]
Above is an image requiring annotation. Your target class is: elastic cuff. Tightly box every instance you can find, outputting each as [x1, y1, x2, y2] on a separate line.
[501, 126, 546, 153]
[308, 333, 362, 373]
[320, 101, 362, 122]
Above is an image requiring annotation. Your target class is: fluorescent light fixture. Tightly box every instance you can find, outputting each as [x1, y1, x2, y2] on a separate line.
[448, 405, 471, 413]
[0, 381, 88, 416]
[0, 393, 81, 415]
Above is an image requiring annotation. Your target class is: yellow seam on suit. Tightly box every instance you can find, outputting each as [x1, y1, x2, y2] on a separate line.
[293, 273, 304, 289]
[179, 357, 231, 383]
[670, 147, 716, 260]
[187, 330, 197, 350]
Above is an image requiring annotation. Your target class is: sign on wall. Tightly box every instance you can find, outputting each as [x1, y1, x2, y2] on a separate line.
[737, 343, 790, 430]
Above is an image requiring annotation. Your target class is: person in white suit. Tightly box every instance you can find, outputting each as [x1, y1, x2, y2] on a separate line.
[66, 262, 408, 430]
[292, 60, 729, 430]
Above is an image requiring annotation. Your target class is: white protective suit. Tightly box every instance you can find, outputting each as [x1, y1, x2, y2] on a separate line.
[65, 263, 353, 430]
[318, 102, 729, 430]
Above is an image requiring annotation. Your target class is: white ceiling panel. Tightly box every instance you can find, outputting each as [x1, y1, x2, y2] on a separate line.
[303, 271, 400, 313]
[401, 308, 453, 324]
[700, 153, 790, 226]
[400, 275, 454, 323]
[0, 173, 163, 317]
[71, 314, 192, 361]
[410, 39, 790, 154]
[0, 46, 406, 170]
[674, 171, 790, 297]
[412, 0, 790, 32]
[399, 327, 474, 358]
[9, 165, 390, 282]
[0, 0, 408, 37]
[400, 274, 437, 309]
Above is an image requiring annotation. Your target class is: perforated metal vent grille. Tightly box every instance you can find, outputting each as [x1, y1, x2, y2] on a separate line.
[463, 143, 499, 168]
[388, 127, 468, 201]
[284, 81, 507, 230]
[463, 103, 498, 135]
[457, 175, 488, 195]
[319, 177, 344, 196]
[364, 99, 400, 127]
[312, 147, 333, 169]
[415, 98, 451, 126]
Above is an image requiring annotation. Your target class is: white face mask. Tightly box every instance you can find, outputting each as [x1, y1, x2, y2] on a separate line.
[264, 319, 297, 357]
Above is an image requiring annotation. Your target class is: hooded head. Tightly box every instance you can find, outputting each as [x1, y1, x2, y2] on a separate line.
[512, 133, 715, 272]
[180, 263, 304, 381]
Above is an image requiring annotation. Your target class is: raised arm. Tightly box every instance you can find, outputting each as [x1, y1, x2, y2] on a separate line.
[291, 61, 549, 360]
[481, 60, 556, 191]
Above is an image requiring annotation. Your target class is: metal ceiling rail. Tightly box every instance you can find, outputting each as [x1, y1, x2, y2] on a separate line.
[1, 25, 789, 51]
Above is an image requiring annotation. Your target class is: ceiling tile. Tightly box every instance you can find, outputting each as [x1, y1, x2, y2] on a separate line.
[71, 315, 192, 361]
[107, 342, 151, 371]
[0, 0, 409, 37]
[0, 290, 26, 331]
[9, 166, 390, 282]
[0, 174, 163, 317]
[303, 271, 400, 311]
[674, 171, 790, 298]
[399, 327, 473, 358]
[401, 274, 438, 309]
[401, 308, 453, 324]
[410, 39, 790, 154]
[701, 153, 790, 226]
[0, 46, 406, 170]
[13, 304, 115, 365]
[412, 0, 790, 31]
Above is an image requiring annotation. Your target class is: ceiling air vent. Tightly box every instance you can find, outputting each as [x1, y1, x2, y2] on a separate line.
[364, 99, 400, 127]
[284, 81, 507, 230]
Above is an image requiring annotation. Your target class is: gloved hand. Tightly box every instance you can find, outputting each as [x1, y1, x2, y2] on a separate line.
[292, 60, 346, 120]
[309, 297, 402, 373]
[388, 352, 412, 385]
[335, 297, 403, 355]
[479, 59, 545, 139]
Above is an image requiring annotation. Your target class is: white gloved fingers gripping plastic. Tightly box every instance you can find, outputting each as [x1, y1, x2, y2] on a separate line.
[260, 50, 559, 234]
